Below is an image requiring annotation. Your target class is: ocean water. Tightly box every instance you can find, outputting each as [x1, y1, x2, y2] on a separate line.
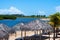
[0, 18, 38, 27]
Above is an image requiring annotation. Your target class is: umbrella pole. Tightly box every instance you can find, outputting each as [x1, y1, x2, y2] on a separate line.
[21, 31, 23, 38]
[25, 30, 26, 37]
[24, 30, 26, 40]
[34, 30, 36, 35]
[37, 30, 38, 35]
[15, 32, 16, 37]
[34, 30, 37, 40]
[40, 30, 41, 40]
[49, 32, 50, 40]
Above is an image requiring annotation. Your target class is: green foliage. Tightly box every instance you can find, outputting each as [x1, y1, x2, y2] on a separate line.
[49, 12, 60, 27]
[49, 12, 60, 40]
[0, 15, 16, 20]
[0, 14, 47, 20]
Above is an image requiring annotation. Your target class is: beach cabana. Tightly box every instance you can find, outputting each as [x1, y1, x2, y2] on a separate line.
[13, 23, 25, 31]
[24, 19, 53, 32]
[13, 23, 32, 37]
[23, 19, 53, 40]
[0, 24, 9, 40]
[14, 19, 53, 40]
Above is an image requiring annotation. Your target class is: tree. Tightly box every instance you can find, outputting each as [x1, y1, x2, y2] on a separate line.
[49, 12, 60, 40]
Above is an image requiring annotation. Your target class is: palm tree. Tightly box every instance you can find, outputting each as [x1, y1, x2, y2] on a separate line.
[49, 12, 60, 40]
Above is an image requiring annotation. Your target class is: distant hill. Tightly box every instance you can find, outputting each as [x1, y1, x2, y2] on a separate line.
[0, 14, 47, 20]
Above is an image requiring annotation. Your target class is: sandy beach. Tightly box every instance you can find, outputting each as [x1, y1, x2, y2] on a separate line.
[9, 31, 60, 40]
[9, 31, 39, 40]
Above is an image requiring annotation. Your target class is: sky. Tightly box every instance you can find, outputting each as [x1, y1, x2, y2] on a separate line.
[0, 0, 60, 16]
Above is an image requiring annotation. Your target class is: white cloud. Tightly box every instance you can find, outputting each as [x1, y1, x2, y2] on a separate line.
[56, 6, 60, 12]
[38, 10, 46, 15]
[0, 6, 23, 15]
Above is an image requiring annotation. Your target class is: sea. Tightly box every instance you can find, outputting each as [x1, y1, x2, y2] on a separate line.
[0, 18, 38, 27]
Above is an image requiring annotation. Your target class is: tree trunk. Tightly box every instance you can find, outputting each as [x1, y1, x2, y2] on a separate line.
[56, 32, 57, 38]
[55, 28, 58, 38]
[49, 32, 50, 40]
[53, 27, 55, 40]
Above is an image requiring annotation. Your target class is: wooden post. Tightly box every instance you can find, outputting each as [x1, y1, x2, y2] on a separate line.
[3, 38, 5, 40]
[34, 30, 36, 35]
[15, 32, 16, 37]
[2, 38, 4, 40]
[1, 38, 3, 40]
[53, 27, 55, 40]
[39, 30, 41, 40]
[49, 30, 50, 40]
[37, 30, 38, 35]
[25, 30, 26, 37]
[21, 31, 23, 38]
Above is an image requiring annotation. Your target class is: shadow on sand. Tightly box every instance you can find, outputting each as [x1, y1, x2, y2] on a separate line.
[15, 34, 50, 40]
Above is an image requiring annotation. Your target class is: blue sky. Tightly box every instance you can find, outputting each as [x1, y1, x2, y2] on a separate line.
[0, 0, 60, 16]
